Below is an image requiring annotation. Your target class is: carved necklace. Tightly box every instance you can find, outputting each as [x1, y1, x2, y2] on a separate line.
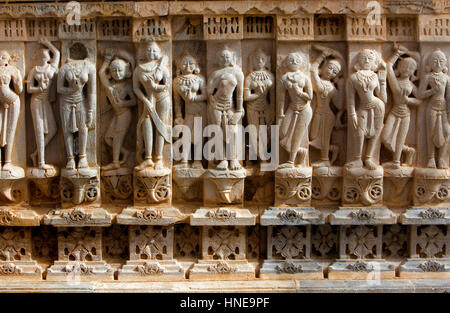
[355, 70, 376, 92]
[249, 70, 270, 82]
[431, 72, 446, 86]
[319, 80, 334, 98]
[178, 74, 198, 86]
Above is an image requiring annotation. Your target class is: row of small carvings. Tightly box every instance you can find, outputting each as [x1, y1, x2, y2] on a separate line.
[1, 206, 448, 227]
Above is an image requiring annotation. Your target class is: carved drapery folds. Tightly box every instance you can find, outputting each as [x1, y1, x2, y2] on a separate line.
[0, 2, 447, 286]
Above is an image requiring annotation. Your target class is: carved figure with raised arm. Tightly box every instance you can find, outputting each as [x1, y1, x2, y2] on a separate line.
[382, 45, 421, 169]
[99, 48, 136, 171]
[309, 45, 345, 167]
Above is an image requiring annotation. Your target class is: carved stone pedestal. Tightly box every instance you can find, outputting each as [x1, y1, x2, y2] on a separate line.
[173, 166, 205, 203]
[383, 166, 414, 207]
[312, 166, 342, 206]
[204, 168, 246, 205]
[413, 168, 449, 206]
[342, 166, 383, 206]
[0, 169, 26, 204]
[275, 167, 312, 206]
[101, 167, 133, 204]
[0, 227, 42, 280]
[27, 167, 59, 205]
[46, 227, 114, 281]
[117, 225, 185, 281]
[134, 168, 171, 205]
[60, 167, 100, 206]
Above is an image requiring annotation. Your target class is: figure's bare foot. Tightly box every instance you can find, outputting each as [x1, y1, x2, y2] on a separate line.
[383, 161, 400, 169]
[78, 156, 88, 168]
[216, 160, 228, 170]
[364, 158, 378, 170]
[312, 160, 331, 168]
[438, 159, 448, 169]
[154, 159, 164, 170]
[38, 162, 53, 170]
[103, 161, 120, 171]
[345, 159, 363, 168]
[278, 161, 295, 169]
[66, 158, 76, 170]
[427, 158, 437, 169]
[192, 160, 203, 169]
[120, 150, 130, 165]
[230, 159, 242, 170]
[404, 147, 415, 165]
[135, 158, 154, 171]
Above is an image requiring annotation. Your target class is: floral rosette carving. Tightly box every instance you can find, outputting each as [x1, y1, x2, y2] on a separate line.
[273, 227, 306, 259]
[0, 210, 16, 225]
[0, 263, 21, 275]
[61, 209, 92, 224]
[207, 261, 237, 274]
[419, 208, 445, 219]
[346, 260, 373, 272]
[135, 176, 171, 203]
[278, 209, 303, 223]
[418, 260, 445, 272]
[135, 208, 163, 221]
[275, 261, 303, 274]
[275, 178, 312, 202]
[136, 262, 164, 275]
[207, 208, 236, 221]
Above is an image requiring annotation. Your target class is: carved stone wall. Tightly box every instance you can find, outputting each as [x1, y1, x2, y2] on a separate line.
[0, 0, 449, 288]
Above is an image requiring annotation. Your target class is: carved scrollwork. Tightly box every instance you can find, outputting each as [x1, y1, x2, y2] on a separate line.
[0, 263, 21, 275]
[63, 262, 94, 275]
[0, 210, 16, 225]
[275, 178, 312, 202]
[136, 262, 164, 275]
[61, 209, 92, 224]
[207, 208, 236, 221]
[103, 175, 133, 202]
[351, 209, 375, 223]
[272, 226, 306, 259]
[346, 261, 374, 272]
[343, 179, 383, 205]
[207, 261, 237, 274]
[135, 175, 171, 204]
[414, 181, 449, 205]
[418, 260, 445, 272]
[275, 261, 303, 274]
[135, 208, 163, 221]
[419, 208, 445, 219]
[278, 209, 303, 223]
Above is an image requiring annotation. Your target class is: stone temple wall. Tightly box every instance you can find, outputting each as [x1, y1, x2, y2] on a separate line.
[0, 0, 448, 291]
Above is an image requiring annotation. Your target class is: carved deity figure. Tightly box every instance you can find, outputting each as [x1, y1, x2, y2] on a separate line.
[99, 49, 136, 170]
[418, 49, 450, 169]
[133, 42, 171, 171]
[244, 49, 274, 166]
[0, 50, 23, 172]
[27, 38, 60, 170]
[173, 52, 206, 169]
[277, 52, 313, 168]
[207, 46, 244, 171]
[382, 45, 421, 168]
[309, 45, 345, 167]
[346, 49, 387, 170]
[57, 43, 96, 170]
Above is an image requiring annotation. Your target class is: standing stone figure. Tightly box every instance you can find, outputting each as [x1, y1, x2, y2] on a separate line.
[277, 52, 313, 168]
[99, 49, 136, 170]
[27, 38, 60, 170]
[418, 49, 450, 169]
[133, 42, 171, 171]
[207, 46, 244, 171]
[173, 52, 206, 169]
[0, 50, 23, 173]
[309, 45, 345, 167]
[244, 49, 274, 166]
[57, 43, 96, 170]
[382, 45, 421, 168]
[346, 49, 387, 170]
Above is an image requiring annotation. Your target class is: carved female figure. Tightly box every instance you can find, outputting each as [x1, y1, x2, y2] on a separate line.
[418, 49, 450, 169]
[0, 50, 23, 172]
[133, 42, 171, 171]
[244, 49, 274, 165]
[309, 45, 345, 167]
[382, 46, 421, 168]
[346, 49, 387, 170]
[99, 49, 136, 170]
[277, 52, 313, 168]
[57, 43, 96, 170]
[27, 38, 60, 170]
[173, 52, 206, 168]
[207, 46, 244, 171]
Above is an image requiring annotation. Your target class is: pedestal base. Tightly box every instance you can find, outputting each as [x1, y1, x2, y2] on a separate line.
[328, 259, 396, 280]
[118, 260, 185, 281]
[400, 259, 450, 279]
[46, 261, 114, 281]
[0, 261, 42, 280]
[189, 260, 255, 280]
[259, 260, 323, 279]
[330, 206, 396, 225]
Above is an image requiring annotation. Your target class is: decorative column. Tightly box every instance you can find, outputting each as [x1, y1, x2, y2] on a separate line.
[117, 16, 185, 281]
